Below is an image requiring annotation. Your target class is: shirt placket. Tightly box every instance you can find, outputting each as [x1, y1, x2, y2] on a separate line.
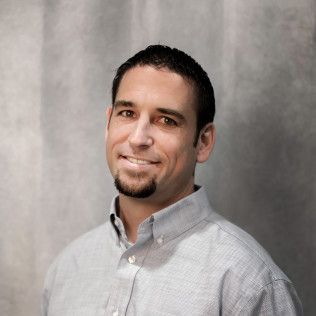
[106, 223, 153, 316]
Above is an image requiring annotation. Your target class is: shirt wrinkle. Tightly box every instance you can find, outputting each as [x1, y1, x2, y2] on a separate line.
[237, 278, 298, 314]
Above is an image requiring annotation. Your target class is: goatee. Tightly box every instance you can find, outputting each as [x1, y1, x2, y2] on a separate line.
[114, 174, 157, 198]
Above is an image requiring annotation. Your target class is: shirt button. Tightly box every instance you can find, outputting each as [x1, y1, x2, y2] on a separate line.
[157, 235, 164, 245]
[128, 255, 136, 264]
[112, 308, 119, 316]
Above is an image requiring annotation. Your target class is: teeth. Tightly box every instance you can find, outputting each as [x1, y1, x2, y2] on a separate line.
[126, 157, 151, 165]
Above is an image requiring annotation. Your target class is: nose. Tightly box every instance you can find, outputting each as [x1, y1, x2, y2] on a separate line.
[128, 116, 153, 148]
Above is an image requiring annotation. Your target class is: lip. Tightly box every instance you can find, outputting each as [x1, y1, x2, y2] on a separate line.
[117, 155, 160, 172]
[122, 155, 159, 165]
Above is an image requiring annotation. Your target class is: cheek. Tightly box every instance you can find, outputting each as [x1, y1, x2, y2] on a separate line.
[105, 129, 124, 165]
[161, 136, 194, 166]
[107, 125, 130, 146]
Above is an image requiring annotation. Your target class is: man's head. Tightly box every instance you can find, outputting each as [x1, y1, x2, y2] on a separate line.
[106, 45, 215, 204]
[112, 45, 215, 145]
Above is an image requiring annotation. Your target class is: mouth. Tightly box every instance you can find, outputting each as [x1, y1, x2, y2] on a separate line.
[122, 155, 158, 165]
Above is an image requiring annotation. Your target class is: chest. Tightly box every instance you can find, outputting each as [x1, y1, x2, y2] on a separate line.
[48, 239, 230, 316]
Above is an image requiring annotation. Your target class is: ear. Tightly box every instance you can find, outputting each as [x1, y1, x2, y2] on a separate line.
[196, 123, 216, 163]
[105, 106, 113, 140]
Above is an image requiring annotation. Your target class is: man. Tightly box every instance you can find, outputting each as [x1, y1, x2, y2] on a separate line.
[42, 45, 303, 315]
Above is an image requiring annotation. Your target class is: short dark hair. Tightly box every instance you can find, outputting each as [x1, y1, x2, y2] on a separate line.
[112, 45, 215, 144]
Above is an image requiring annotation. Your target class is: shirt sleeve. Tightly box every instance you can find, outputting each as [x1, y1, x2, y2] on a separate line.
[237, 279, 303, 315]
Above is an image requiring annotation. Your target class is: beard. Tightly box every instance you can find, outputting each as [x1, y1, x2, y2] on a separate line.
[114, 171, 157, 198]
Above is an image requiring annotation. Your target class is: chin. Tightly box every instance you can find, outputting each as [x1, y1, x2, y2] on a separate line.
[114, 175, 157, 199]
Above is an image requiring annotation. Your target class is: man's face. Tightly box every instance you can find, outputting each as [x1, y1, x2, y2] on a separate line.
[106, 65, 211, 205]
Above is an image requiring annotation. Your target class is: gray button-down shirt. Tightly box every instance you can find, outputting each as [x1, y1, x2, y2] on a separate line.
[42, 187, 303, 315]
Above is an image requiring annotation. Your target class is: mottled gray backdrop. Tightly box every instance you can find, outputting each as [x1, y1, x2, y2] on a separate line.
[0, 0, 315, 315]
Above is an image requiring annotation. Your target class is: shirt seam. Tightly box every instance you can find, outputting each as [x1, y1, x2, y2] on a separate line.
[156, 214, 209, 247]
[235, 279, 294, 314]
[204, 217, 284, 281]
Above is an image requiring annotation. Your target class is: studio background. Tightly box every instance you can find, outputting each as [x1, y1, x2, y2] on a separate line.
[0, 0, 315, 315]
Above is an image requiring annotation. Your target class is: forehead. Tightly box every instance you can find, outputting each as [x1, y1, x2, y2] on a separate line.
[116, 66, 196, 112]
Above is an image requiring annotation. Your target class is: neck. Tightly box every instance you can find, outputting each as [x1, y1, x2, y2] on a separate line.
[117, 184, 195, 243]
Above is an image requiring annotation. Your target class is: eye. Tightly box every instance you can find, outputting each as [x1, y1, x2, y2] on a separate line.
[159, 116, 177, 126]
[118, 110, 135, 118]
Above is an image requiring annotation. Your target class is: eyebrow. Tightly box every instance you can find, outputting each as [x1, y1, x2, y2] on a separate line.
[157, 108, 186, 122]
[113, 100, 134, 108]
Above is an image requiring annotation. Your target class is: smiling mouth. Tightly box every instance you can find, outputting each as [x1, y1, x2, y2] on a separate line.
[123, 156, 158, 165]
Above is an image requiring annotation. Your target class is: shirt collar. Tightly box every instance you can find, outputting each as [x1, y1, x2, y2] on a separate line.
[109, 186, 212, 245]
[109, 197, 131, 248]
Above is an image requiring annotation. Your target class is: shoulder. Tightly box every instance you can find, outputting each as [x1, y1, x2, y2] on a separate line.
[57, 222, 110, 261]
[201, 211, 302, 314]
[204, 210, 289, 280]
[44, 222, 112, 285]
[42, 222, 111, 311]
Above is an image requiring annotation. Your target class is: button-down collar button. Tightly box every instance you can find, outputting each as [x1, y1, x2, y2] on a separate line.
[128, 255, 136, 264]
[112, 308, 119, 316]
[157, 235, 164, 245]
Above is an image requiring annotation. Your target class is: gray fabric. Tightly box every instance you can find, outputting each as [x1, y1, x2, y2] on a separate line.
[42, 187, 302, 315]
